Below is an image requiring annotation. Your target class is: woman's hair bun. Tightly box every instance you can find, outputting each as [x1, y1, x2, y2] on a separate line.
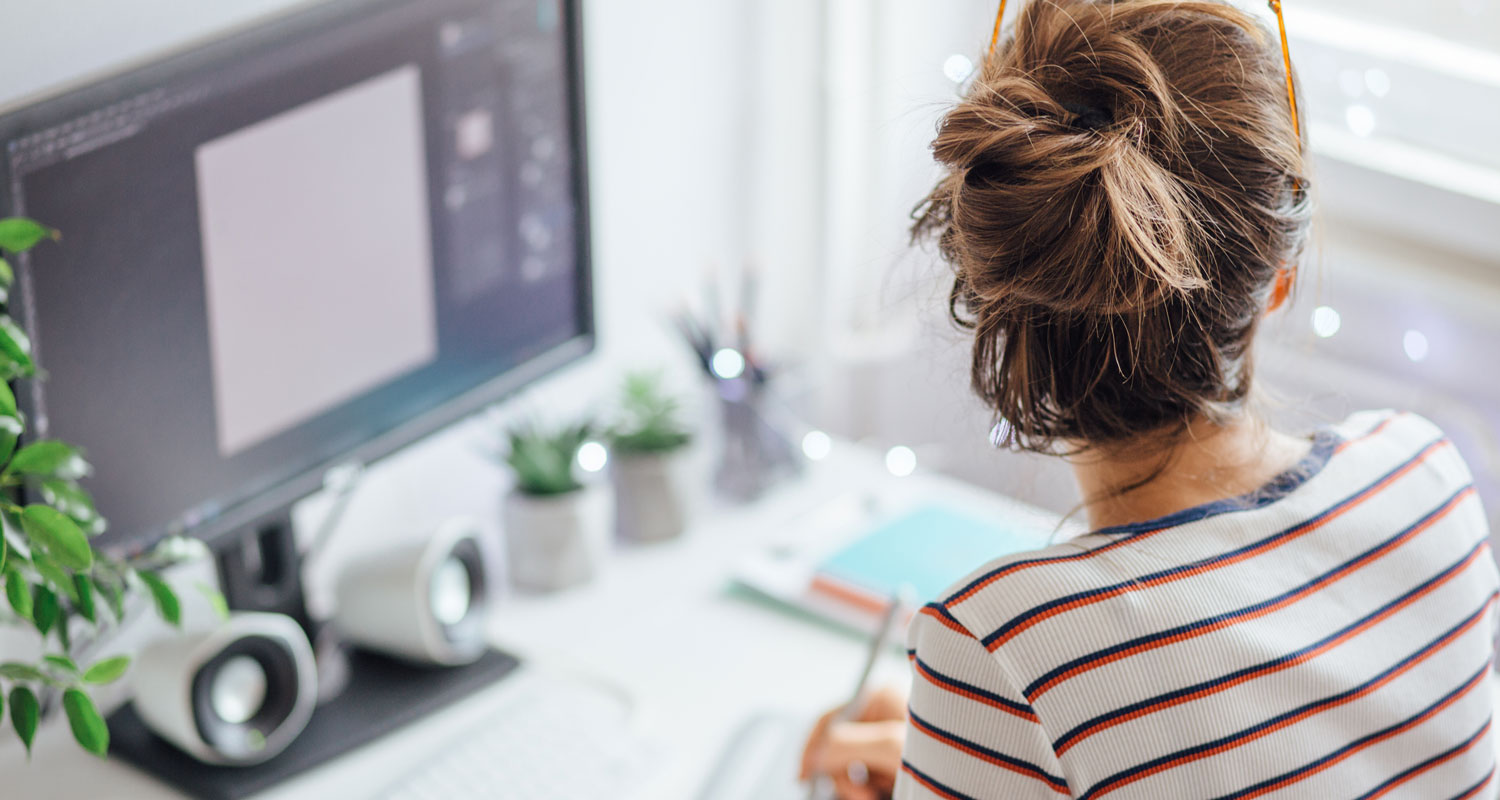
[914, 0, 1312, 450]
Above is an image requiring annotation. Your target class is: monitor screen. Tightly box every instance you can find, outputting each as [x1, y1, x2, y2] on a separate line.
[0, 0, 593, 551]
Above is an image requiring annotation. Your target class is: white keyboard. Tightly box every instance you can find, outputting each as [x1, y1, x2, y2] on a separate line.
[378, 677, 655, 800]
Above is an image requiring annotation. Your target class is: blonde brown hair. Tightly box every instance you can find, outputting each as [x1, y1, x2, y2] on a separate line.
[914, 0, 1312, 453]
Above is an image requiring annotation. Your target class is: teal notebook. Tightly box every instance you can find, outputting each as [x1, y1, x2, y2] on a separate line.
[816, 505, 1046, 603]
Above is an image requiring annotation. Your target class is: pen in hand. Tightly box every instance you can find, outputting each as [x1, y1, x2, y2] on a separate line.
[805, 587, 912, 800]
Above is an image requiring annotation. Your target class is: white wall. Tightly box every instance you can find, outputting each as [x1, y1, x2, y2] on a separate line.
[0, 0, 805, 380]
[0, 0, 811, 648]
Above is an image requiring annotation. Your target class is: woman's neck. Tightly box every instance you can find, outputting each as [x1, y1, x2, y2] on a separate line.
[1070, 415, 1312, 532]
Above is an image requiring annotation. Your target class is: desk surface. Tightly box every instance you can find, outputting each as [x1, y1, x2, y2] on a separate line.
[4, 443, 1058, 799]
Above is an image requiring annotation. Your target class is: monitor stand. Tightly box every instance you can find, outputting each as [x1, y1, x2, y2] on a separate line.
[109, 647, 521, 800]
[109, 510, 523, 800]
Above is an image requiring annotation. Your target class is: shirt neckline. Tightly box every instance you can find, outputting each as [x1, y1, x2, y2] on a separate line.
[1088, 427, 1344, 537]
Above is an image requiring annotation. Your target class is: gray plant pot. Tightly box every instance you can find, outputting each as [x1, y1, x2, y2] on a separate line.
[502, 483, 612, 592]
[612, 449, 695, 543]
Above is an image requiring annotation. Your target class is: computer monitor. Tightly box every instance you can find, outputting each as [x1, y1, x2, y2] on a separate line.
[0, 0, 594, 556]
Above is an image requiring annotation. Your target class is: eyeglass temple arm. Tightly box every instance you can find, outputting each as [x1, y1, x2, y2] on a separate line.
[1268, 0, 1302, 146]
[990, 0, 1008, 55]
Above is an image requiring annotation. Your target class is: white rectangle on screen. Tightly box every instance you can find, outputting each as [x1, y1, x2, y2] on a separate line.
[195, 65, 438, 457]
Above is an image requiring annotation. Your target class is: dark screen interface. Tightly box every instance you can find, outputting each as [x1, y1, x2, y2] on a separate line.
[1, 0, 587, 549]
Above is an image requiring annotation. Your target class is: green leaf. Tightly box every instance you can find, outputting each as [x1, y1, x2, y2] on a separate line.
[0, 413, 22, 468]
[0, 219, 55, 253]
[73, 573, 96, 622]
[31, 550, 79, 603]
[20, 504, 92, 570]
[44, 653, 79, 675]
[6, 569, 32, 620]
[82, 655, 130, 685]
[31, 584, 57, 635]
[9, 441, 90, 480]
[62, 688, 108, 757]
[0, 662, 45, 682]
[0, 256, 12, 288]
[138, 571, 180, 626]
[0, 317, 33, 377]
[38, 479, 103, 536]
[195, 581, 230, 621]
[55, 606, 71, 651]
[97, 576, 124, 621]
[0, 380, 16, 418]
[9, 687, 38, 755]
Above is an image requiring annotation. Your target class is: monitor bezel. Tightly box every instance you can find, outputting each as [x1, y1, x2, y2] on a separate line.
[0, 0, 596, 554]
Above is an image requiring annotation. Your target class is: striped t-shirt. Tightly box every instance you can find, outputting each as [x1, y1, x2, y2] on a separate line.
[896, 410, 1498, 800]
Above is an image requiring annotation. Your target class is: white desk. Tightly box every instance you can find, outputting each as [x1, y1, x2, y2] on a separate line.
[3, 442, 1059, 799]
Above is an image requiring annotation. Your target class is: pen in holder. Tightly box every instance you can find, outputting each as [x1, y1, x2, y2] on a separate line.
[675, 266, 802, 503]
[713, 368, 801, 502]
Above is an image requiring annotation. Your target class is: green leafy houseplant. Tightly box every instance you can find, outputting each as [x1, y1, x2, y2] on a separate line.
[0, 218, 215, 759]
[504, 419, 593, 497]
[607, 372, 691, 455]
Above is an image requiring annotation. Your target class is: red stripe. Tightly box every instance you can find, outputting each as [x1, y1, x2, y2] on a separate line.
[1034, 488, 1478, 702]
[1454, 766, 1496, 800]
[1055, 531, 1488, 753]
[920, 605, 978, 638]
[1363, 718, 1492, 800]
[989, 438, 1451, 652]
[910, 716, 1070, 795]
[910, 658, 1040, 723]
[946, 530, 1166, 606]
[1091, 612, 1495, 798]
[1227, 665, 1493, 800]
[1335, 413, 1403, 454]
[948, 413, 1400, 607]
[900, 763, 969, 800]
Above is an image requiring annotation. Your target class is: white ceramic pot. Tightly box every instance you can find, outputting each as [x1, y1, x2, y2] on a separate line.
[613, 449, 695, 543]
[502, 483, 612, 592]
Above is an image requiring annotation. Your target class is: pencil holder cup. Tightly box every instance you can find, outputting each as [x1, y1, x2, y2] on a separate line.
[714, 377, 801, 502]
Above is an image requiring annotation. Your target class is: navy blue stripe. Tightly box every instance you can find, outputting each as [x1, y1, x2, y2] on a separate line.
[1053, 534, 1490, 752]
[912, 654, 1037, 718]
[909, 709, 1069, 791]
[983, 437, 1447, 649]
[1028, 485, 1476, 699]
[901, 760, 981, 800]
[1091, 427, 1342, 537]
[1353, 717, 1492, 800]
[1449, 763, 1496, 800]
[923, 601, 968, 631]
[937, 428, 1329, 607]
[1205, 660, 1494, 800]
[1081, 623, 1493, 799]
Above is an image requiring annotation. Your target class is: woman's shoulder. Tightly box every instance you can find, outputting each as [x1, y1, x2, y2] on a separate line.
[1330, 408, 1476, 489]
[913, 534, 1130, 652]
[912, 408, 1478, 653]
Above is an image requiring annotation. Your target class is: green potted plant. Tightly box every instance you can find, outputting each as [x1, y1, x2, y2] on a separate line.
[607, 372, 697, 542]
[501, 419, 611, 592]
[0, 218, 217, 760]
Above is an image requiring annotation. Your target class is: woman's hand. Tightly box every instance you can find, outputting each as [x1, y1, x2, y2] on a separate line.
[798, 685, 908, 800]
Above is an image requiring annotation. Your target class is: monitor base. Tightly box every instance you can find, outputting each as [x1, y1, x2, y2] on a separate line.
[109, 646, 521, 800]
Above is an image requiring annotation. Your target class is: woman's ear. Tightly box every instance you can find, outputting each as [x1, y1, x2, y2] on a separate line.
[1267, 266, 1296, 314]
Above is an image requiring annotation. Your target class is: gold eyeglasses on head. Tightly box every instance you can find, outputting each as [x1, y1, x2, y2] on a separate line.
[987, 0, 1301, 147]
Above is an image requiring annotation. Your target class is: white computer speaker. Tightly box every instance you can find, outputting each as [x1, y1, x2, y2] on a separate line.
[334, 517, 490, 666]
[132, 611, 317, 766]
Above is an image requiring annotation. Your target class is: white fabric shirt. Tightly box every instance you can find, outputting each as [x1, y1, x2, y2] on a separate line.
[896, 410, 1498, 800]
